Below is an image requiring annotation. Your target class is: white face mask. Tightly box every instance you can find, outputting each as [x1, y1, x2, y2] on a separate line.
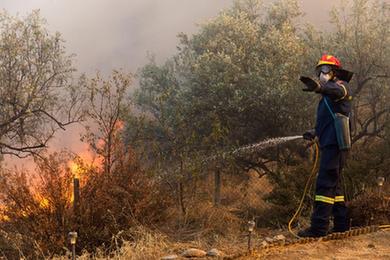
[319, 72, 332, 84]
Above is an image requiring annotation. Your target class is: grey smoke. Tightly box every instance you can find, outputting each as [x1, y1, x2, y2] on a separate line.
[1, 0, 339, 74]
[0, 0, 339, 168]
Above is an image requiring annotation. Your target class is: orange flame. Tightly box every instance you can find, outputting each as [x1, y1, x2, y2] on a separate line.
[69, 161, 82, 178]
[115, 119, 124, 130]
[39, 197, 50, 209]
[68, 143, 103, 178]
[34, 194, 50, 209]
[0, 205, 10, 222]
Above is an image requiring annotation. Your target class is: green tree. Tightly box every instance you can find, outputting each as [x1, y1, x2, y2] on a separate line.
[0, 11, 83, 157]
[126, 58, 198, 213]
[177, 0, 310, 150]
[304, 0, 390, 143]
[302, 0, 390, 197]
[127, 0, 315, 207]
[81, 70, 132, 174]
[267, 0, 390, 223]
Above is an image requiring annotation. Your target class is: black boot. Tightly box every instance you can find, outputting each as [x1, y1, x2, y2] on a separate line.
[297, 228, 325, 238]
[333, 200, 348, 233]
[310, 200, 333, 236]
[329, 227, 348, 234]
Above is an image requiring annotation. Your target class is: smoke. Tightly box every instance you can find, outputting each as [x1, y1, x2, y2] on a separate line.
[1, 0, 340, 74]
[0, 0, 340, 169]
[1, 0, 234, 73]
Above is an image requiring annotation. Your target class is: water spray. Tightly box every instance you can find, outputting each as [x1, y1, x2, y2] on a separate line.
[204, 135, 303, 163]
[231, 135, 303, 156]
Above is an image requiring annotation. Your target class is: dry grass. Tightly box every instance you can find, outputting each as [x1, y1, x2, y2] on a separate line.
[182, 202, 242, 236]
[53, 225, 245, 260]
[63, 228, 255, 260]
[348, 187, 390, 227]
[53, 226, 173, 260]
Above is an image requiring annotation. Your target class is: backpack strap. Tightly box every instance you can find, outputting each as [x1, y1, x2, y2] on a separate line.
[323, 96, 336, 120]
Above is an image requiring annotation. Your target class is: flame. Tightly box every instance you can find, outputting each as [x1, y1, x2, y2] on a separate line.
[0, 205, 10, 222]
[96, 139, 105, 150]
[68, 145, 96, 178]
[0, 215, 10, 222]
[39, 197, 50, 208]
[115, 119, 124, 130]
[34, 194, 50, 209]
[69, 161, 82, 178]
[69, 143, 104, 176]
[77, 147, 93, 162]
[70, 189, 74, 204]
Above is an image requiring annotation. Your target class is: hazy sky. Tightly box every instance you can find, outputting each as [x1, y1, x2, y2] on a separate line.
[1, 0, 338, 74]
[2, 0, 234, 73]
[1, 0, 340, 168]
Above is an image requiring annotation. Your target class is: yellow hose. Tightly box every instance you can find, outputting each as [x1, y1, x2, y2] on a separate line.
[287, 143, 390, 238]
[288, 141, 320, 238]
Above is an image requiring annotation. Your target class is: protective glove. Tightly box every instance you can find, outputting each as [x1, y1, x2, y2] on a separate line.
[303, 129, 316, 141]
[300, 76, 321, 92]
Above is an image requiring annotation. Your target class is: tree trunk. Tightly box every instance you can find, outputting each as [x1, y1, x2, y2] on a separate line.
[214, 169, 221, 206]
[177, 160, 186, 217]
[73, 177, 80, 230]
[276, 144, 280, 171]
[105, 134, 112, 174]
[178, 181, 186, 217]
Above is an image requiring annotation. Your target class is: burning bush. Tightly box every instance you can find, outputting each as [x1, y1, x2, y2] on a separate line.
[0, 149, 172, 258]
[77, 148, 173, 252]
[0, 152, 74, 258]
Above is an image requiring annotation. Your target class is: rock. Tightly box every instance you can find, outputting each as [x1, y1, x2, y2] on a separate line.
[265, 237, 274, 243]
[261, 241, 268, 247]
[207, 248, 224, 257]
[273, 234, 286, 241]
[182, 248, 207, 258]
[161, 254, 179, 260]
[367, 243, 375, 248]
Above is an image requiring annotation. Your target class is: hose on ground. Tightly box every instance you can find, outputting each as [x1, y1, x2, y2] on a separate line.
[288, 141, 320, 238]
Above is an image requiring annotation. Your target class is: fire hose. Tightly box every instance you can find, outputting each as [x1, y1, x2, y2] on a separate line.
[288, 141, 389, 237]
[223, 140, 390, 259]
[288, 140, 320, 238]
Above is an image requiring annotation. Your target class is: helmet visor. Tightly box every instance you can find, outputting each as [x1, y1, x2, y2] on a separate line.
[316, 65, 332, 76]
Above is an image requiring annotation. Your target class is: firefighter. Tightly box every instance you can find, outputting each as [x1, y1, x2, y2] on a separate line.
[298, 54, 353, 237]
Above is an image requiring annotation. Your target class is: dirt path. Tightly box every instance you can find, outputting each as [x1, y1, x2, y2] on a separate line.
[244, 230, 390, 260]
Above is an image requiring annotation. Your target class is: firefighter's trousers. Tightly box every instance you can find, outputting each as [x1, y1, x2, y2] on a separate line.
[311, 145, 348, 235]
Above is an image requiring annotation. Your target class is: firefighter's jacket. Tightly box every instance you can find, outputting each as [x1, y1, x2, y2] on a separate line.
[315, 79, 352, 149]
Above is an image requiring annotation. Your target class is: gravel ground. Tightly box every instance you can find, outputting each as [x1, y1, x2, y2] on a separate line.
[245, 230, 390, 260]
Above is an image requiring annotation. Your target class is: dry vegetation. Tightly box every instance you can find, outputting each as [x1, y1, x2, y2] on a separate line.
[348, 188, 390, 227]
[0, 0, 389, 259]
[0, 147, 389, 259]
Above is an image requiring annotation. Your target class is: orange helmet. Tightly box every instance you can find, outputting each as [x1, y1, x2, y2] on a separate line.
[316, 54, 341, 68]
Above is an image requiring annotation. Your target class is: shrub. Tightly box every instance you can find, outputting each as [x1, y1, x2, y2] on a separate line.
[0, 149, 172, 258]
